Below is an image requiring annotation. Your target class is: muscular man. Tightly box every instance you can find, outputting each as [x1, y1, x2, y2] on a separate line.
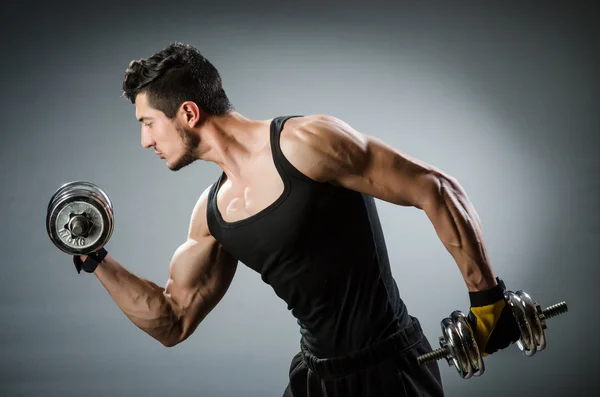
[75, 42, 520, 396]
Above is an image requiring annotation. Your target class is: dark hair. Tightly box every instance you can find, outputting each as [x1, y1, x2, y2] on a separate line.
[122, 42, 234, 118]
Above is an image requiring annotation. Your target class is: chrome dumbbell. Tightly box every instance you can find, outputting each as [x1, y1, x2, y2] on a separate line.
[417, 290, 568, 379]
[46, 181, 115, 256]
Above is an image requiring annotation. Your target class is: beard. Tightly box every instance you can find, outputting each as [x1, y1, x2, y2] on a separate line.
[167, 124, 201, 171]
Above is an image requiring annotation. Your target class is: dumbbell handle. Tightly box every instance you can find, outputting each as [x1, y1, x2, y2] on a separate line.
[416, 301, 568, 366]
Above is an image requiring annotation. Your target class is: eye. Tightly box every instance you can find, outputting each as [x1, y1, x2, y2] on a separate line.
[144, 122, 153, 128]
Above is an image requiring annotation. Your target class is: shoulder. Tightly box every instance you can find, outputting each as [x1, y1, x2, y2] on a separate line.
[282, 114, 365, 144]
[279, 114, 370, 182]
[187, 184, 215, 240]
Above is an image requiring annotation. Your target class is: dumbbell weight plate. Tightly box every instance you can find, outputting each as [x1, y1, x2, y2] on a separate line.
[506, 291, 546, 356]
[48, 181, 113, 213]
[441, 316, 473, 379]
[451, 311, 485, 378]
[517, 290, 547, 352]
[505, 291, 537, 356]
[46, 181, 114, 255]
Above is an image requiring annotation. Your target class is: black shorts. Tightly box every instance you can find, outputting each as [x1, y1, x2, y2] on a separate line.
[282, 316, 444, 397]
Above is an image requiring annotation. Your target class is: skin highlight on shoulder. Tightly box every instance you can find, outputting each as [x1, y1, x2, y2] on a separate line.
[278, 114, 371, 183]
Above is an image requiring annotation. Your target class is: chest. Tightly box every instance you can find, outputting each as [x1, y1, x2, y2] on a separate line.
[216, 161, 285, 224]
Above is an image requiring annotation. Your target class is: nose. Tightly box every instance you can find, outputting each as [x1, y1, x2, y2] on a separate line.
[141, 128, 155, 149]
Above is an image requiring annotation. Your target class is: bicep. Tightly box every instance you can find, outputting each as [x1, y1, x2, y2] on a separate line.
[166, 236, 237, 296]
[164, 236, 238, 342]
[162, 186, 238, 343]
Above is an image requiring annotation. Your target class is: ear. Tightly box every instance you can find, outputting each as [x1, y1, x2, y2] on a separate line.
[179, 101, 203, 128]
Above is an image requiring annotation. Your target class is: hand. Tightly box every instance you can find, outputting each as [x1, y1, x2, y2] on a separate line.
[466, 278, 521, 356]
[72, 248, 108, 274]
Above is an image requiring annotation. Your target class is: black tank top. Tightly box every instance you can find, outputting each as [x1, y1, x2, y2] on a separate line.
[206, 115, 411, 358]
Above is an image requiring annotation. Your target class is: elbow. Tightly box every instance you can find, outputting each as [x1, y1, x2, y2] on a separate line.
[160, 338, 179, 348]
[159, 321, 197, 348]
[159, 329, 182, 347]
[419, 171, 463, 211]
[431, 170, 461, 191]
[160, 332, 188, 348]
[158, 319, 186, 348]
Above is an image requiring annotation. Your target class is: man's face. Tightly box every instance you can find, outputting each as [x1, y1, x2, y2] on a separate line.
[135, 93, 199, 171]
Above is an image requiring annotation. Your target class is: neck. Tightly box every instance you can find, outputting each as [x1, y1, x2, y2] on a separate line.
[197, 112, 270, 181]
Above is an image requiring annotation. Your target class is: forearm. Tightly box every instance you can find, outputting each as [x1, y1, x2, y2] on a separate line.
[89, 254, 181, 346]
[422, 174, 497, 292]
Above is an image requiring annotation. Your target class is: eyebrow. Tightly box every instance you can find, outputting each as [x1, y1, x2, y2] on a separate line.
[137, 116, 155, 123]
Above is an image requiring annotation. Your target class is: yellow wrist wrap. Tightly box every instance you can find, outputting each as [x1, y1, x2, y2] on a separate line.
[470, 299, 506, 356]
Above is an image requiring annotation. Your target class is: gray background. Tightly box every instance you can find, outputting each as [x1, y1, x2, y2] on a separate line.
[1, 1, 598, 396]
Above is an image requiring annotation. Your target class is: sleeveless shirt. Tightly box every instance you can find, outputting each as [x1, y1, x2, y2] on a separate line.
[206, 115, 411, 358]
